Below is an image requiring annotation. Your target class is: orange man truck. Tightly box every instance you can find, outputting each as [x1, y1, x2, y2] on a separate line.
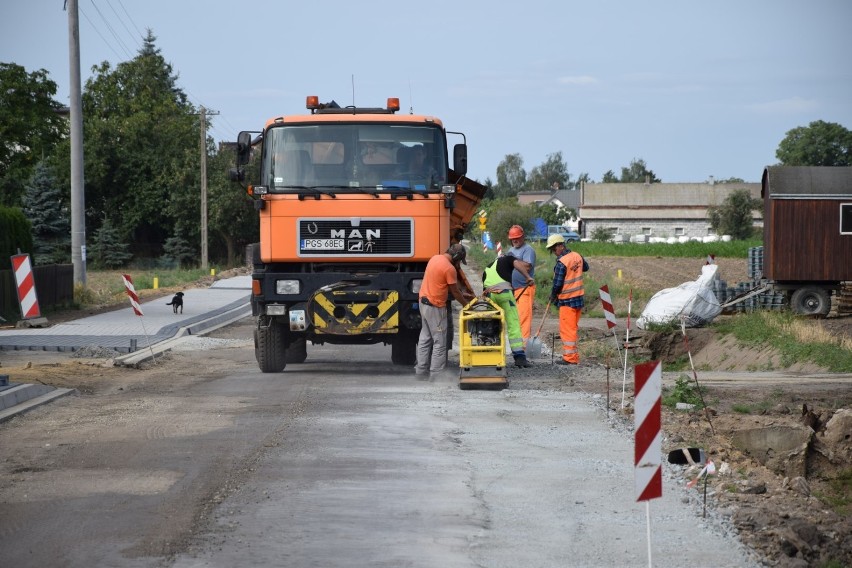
[231, 96, 486, 372]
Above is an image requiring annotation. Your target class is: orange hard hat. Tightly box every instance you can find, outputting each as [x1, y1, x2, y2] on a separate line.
[508, 225, 524, 239]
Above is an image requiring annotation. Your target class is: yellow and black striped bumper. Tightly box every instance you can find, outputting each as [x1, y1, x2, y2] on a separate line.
[311, 290, 400, 335]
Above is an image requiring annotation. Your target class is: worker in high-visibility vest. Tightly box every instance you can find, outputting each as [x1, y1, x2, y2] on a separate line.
[507, 225, 536, 348]
[483, 252, 534, 368]
[546, 234, 589, 365]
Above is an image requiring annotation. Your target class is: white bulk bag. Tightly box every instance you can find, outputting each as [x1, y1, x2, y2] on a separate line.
[637, 264, 722, 329]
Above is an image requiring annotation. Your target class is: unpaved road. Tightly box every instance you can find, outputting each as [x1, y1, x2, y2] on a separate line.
[0, 318, 764, 568]
[1, 256, 850, 567]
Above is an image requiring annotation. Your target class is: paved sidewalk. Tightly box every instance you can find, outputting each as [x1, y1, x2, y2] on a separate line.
[0, 276, 251, 354]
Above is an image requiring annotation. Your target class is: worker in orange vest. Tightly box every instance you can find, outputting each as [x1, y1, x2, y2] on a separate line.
[546, 234, 589, 365]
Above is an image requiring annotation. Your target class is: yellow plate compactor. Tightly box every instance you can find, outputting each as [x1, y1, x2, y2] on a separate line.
[458, 296, 508, 390]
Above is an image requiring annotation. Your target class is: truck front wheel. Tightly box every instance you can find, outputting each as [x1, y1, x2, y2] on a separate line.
[255, 317, 287, 372]
[790, 287, 831, 317]
[391, 329, 419, 366]
[285, 336, 308, 364]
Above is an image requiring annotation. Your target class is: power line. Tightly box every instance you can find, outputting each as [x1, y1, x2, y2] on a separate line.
[105, 0, 141, 50]
[78, 6, 124, 60]
[115, 0, 144, 40]
[89, 0, 134, 59]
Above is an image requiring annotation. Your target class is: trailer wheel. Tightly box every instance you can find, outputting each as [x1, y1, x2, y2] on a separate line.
[255, 317, 287, 372]
[285, 336, 307, 364]
[391, 329, 418, 366]
[790, 287, 831, 317]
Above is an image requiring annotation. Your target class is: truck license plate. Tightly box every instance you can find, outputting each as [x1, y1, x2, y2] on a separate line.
[301, 238, 344, 251]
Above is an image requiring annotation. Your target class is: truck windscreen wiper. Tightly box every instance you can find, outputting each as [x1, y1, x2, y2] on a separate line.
[293, 186, 337, 200]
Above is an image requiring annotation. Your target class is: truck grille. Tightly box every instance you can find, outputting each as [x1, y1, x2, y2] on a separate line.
[298, 218, 413, 257]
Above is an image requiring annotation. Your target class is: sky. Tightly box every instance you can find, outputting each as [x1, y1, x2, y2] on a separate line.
[2, 1, 851, 184]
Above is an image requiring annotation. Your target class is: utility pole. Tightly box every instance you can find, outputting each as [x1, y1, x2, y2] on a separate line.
[199, 106, 218, 271]
[67, 0, 86, 286]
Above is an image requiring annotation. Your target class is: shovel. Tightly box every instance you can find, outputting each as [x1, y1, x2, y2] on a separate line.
[525, 297, 552, 359]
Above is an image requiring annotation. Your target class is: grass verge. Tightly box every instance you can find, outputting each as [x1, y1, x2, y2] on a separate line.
[714, 311, 852, 373]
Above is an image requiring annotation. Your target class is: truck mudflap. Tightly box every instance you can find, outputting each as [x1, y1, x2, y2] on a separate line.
[311, 289, 400, 335]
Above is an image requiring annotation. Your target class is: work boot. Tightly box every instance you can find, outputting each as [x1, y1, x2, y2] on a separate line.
[514, 354, 532, 368]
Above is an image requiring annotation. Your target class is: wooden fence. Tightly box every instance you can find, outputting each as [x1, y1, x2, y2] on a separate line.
[0, 264, 74, 323]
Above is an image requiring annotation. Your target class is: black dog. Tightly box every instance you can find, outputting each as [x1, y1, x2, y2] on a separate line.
[166, 292, 184, 314]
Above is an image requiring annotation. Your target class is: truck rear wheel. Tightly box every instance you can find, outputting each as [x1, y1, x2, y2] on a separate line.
[391, 329, 419, 366]
[790, 287, 831, 317]
[255, 317, 287, 372]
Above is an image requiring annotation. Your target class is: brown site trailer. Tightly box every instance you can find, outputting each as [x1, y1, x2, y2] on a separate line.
[761, 166, 852, 315]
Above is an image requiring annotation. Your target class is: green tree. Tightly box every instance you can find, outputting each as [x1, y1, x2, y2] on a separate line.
[0, 206, 33, 269]
[0, 63, 67, 207]
[775, 120, 852, 166]
[494, 153, 526, 199]
[526, 152, 571, 192]
[707, 189, 761, 240]
[21, 161, 70, 265]
[208, 145, 258, 265]
[590, 226, 615, 242]
[51, 30, 199, 259]
[90, 215, 132, 268]
[483, 200, 539, 246]
[162, 227, 196, 269]
[602, 158, 661, 183]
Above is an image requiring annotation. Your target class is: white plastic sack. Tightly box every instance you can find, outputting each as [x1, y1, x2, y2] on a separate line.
[636, 264, 722, 329]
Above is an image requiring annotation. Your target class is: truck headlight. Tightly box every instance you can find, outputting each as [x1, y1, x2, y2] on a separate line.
[276, 279, 300, 294]
[266, 304, 287, 316]
[411, 279, 423, 294]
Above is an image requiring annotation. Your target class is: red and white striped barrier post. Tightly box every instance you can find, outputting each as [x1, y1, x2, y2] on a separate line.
[635, 360, 663, 567]
[122, 273, 144, 316]
[705, 254, 716, 265]
[599, 285, 617, 330]
[11, 253, 41, 319]
[121, 274, 157, 363]
[599, 285, 623, 412]
[495, 241, 502, 256]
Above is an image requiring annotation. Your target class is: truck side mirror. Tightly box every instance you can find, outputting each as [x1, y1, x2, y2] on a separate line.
[453, 144, 468, 176]
[236, 131, 253, 166]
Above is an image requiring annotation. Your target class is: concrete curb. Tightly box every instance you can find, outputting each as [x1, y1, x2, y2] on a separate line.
[114, 301, 252, 367]
[0, 386, 77, 423]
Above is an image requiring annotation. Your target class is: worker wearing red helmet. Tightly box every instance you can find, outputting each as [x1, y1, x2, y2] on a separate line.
[507, 225, 536, 348]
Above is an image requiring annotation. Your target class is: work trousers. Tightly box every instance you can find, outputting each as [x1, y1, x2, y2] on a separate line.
[489, 291, 525, 356]
[513, 284, 535, 346]
[559, 305, 582, 363]
[416, 302, 448, 374]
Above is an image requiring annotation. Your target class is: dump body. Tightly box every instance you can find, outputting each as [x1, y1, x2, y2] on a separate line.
[235, 98, 486, 371]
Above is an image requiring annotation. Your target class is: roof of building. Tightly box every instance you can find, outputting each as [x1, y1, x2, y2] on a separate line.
[581, 182, 761, 208]
[763, 166, 852, 198]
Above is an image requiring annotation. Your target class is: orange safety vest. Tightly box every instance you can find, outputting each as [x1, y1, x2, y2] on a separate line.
[557, 251, 585, 301]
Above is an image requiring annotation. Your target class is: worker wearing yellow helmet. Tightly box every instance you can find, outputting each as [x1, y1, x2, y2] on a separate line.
[507, 225, 536, 348]
[546, 233, 589, 365]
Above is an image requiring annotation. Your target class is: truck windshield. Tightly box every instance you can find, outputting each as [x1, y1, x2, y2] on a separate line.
[264, 123, 448, 193]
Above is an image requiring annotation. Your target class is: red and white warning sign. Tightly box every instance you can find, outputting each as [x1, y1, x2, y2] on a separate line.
[599, 285, 617, 329]
[634, 360, 663, 502]
[11, 253, 41, 319]
[122, 274, 144, 316]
